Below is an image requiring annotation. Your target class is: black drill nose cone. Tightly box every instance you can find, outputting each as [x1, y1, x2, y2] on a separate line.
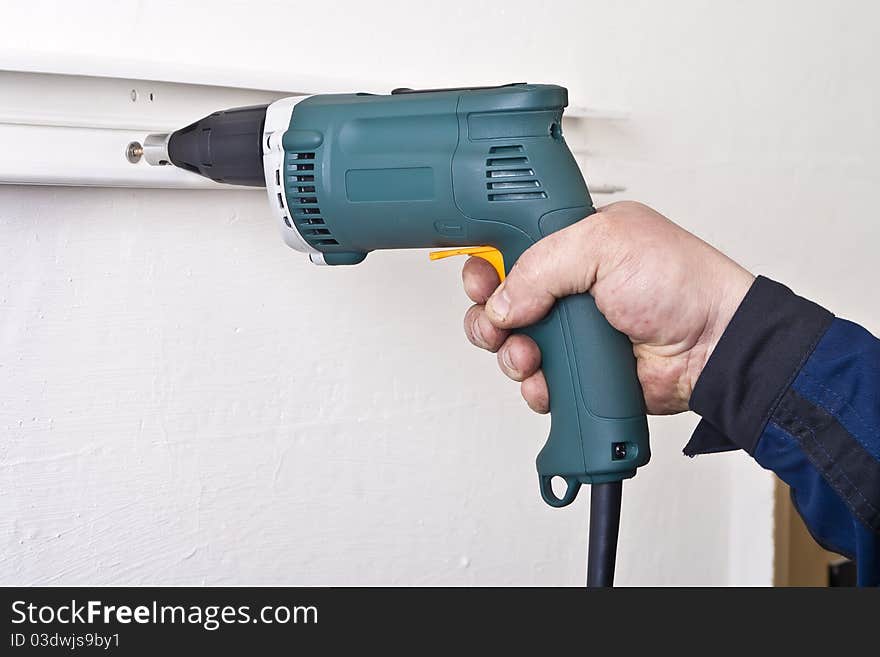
[168, 104, 269, 187]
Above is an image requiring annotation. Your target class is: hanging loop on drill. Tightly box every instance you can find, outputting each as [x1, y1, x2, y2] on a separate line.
[539, 474, 582, 507]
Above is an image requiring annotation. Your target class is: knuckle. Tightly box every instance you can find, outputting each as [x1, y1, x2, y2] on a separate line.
[463, 305, 484, 345]
[521, 372, 550, 414]
[587, 208, 617, 239]
[606, 199, 644, 214]
[497, 346, 523, 381]
[512, 249, 543, 286]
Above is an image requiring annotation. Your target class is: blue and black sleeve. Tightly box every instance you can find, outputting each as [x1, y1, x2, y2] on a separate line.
[685, 276, 880, 586]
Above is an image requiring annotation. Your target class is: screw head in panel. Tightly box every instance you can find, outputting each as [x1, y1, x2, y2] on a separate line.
[126, 141, 144, 164]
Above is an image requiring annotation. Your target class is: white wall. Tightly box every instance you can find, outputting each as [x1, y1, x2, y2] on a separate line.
[2, 0, 879, 585]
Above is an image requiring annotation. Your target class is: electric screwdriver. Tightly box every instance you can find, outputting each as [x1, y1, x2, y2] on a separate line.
[139, 83, 650, 586]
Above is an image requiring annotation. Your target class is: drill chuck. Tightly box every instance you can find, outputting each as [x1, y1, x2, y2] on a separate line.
[144, 104, 269, 187]
[142, 133, 171, 166]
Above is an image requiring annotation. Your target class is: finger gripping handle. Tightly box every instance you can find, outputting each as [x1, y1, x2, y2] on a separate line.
[504, 206, 650, 507]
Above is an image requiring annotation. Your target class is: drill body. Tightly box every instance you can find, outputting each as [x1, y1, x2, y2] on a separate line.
[152, 83, 650, 507]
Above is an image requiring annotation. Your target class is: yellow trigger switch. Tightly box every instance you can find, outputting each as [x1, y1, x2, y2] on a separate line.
[428, 246, 506, 281]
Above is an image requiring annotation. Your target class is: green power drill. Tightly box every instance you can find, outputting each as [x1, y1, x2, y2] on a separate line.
[140, 83, 650, 586]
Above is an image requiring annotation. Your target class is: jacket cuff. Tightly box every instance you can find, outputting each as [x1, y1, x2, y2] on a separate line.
[685, 276, 834, 456]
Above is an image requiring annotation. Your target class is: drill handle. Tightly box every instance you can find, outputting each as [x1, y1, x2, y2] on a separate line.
[500, 207, 650, 506]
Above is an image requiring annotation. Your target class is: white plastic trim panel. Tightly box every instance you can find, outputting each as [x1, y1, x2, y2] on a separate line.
[0, 69, 627, 193]
[0, 70, 295, 188]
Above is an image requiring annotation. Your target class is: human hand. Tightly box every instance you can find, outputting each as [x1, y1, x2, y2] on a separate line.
[461, 201, 754, 415]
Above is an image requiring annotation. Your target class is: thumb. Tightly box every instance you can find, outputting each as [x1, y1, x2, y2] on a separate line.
[485, 219, 602, 329]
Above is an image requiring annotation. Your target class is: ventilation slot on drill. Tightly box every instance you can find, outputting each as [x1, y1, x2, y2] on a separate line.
[285, 151, 338, 246]
[485, 145, 546, 201]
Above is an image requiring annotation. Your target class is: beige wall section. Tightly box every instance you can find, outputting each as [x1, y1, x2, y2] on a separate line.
[774, 480, 840, 586]
[2, 1, 880, 585]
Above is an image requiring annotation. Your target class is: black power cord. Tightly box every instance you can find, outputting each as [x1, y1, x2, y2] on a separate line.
[586, 481, 623, 587]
